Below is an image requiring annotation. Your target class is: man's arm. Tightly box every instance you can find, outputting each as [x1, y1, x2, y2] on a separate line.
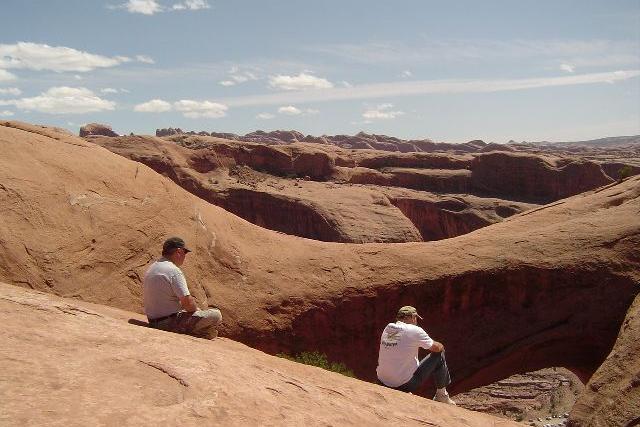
[179, 295, 198, 312]
[429, 340, 444, 352]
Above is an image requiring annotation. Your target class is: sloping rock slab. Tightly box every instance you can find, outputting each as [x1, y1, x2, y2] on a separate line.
[0, 283, 519, 427]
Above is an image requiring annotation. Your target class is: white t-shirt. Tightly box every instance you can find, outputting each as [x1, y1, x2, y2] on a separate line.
[143, 258, 190, 320]
[376, 321, 434, 387]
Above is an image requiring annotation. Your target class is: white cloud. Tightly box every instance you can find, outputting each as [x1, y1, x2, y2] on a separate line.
[362, 103, 404, 120]
[173, 0, 211, 10]
[278, 105, 301, 115]
[219, 67, 259, 86]
[0, 42, 130, 72]
[0, 87, 21, 96]
[124, 0, 163, 14]
[101, 87, 129, 95]
[256, 112, 275, 120]
[341, 81, 353, 88]
[114, 0, 210, 13]
[309, 39, 640, 69]
[0, 70, 17, 82]
[0, 110, 14, 117]
[134, 99, 172, 112]
[219, 70, 640, 107]
[400, 70, 412, 78]
[136, 55, 155, 64]
[74, 74, 83, 80]
[174, 99, 227, 118]
[0, 87, 116, 114]
[277, 105, 318, 116]
[560, 63, 575, 73]
[269, 72, 333, 91]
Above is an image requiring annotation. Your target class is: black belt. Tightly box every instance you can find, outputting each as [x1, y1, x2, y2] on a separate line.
[149, 312, 177, 324]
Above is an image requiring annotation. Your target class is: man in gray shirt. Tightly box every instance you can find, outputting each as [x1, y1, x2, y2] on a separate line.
[143, 237, 222, 339]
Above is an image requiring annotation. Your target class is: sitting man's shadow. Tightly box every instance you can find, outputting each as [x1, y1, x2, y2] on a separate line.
[128, 318, 151, 327]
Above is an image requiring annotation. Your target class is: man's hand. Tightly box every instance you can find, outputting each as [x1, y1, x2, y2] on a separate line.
[179, 295, 198, 313]
[429, 341, 445, 353]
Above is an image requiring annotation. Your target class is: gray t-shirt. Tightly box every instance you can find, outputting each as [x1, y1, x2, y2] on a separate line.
[143, 258, 190, 320]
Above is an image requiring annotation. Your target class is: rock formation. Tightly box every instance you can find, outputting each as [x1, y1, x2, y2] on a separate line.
[156, 127, 183, 137]
[79, 122, 119, 137]
[156, 128, 517, 153]
[469, 152, 613, 201]
[90, 131, 616, 244]
[90, 134, 533, 243]
[456, 367, 583, 422]
[0, 283, 520, 427]
[568, 293, 640, 426]
[1, 121, 639, 424]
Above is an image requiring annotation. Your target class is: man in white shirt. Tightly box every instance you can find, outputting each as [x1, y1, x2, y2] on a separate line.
[143, 237, 222, 339]
[376, 306, 455, 404]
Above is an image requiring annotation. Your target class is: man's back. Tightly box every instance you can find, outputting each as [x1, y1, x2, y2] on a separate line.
[143, 258, 189, 320]
[376, 321, 434, 387]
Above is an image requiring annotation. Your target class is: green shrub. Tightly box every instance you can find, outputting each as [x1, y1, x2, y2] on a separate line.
[277, 351, 355, 377]
[618, 165, 633, 181]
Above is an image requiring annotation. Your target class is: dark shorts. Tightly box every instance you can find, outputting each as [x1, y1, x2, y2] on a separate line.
[149, 309, 222, 339]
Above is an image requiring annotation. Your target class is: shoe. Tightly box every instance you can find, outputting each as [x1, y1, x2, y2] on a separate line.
[196, 328, 218, 340]
[433, 391, 456, 405]
[205, 329, 218, 340]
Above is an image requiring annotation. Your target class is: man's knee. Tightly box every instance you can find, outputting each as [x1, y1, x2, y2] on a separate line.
[197, 308, 222, 327]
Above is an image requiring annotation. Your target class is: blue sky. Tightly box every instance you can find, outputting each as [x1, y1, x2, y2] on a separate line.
[0, 0, 638, 142]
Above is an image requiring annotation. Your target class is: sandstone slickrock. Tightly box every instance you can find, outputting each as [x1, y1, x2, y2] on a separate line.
[90, 134, 533, 243]
[79, 122, 119, 137]
[568, 293, 640, 427]
[456, 367, 583, 422]
[1, 121, 639, 422]
[0, 283, 519, 427]
[469, 152, 613, 201]
[511, 139, 640, 183]
[164, 134, 615, 204]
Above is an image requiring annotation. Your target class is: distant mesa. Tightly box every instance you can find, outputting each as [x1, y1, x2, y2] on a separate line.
[525, 135, 640, 148]
[155, 128, 518, 154]
[79, 123, 119, 138]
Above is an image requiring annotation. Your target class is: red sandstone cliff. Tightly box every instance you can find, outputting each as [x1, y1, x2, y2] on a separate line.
[568, 293, 640, 426]
[470, 152, 613, 201]
[89, 134, 531, 243]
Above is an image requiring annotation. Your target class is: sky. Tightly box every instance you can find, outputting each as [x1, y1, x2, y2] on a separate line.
[0, 0, 639, 143]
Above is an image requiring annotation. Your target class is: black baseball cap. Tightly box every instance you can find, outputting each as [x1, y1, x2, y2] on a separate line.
[162, 237, 191, 254]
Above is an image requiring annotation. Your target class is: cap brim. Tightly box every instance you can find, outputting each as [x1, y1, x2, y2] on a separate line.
[183, 247, 192, 253]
